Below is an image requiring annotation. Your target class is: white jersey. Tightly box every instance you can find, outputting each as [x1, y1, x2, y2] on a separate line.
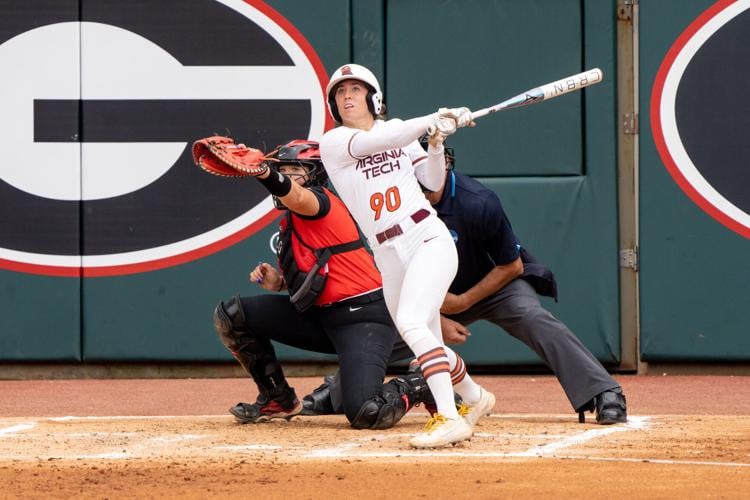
[320, 119, 438, 246]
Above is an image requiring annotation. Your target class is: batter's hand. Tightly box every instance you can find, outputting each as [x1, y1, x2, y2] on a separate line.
[442, 107, 475, 128]
[427, 131, 445, 149]
[440, 292, 471, 315]
[427, 109, 457, 139]
[440, 315, 471, 345]
[249, 262, 284, 292]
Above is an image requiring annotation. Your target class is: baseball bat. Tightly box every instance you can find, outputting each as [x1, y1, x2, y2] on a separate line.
[470, 68, 603, 120]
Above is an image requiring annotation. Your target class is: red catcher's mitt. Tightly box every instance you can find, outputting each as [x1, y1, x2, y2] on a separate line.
[192, 136, 268, 177]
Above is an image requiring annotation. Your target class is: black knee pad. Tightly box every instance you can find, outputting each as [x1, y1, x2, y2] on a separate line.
[349, 391, 407, 430]
[213, 294, 246, 351]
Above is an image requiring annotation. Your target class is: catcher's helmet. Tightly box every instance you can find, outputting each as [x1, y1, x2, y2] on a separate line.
[326, 64, 384, 124]
[267, 139, 327, 186]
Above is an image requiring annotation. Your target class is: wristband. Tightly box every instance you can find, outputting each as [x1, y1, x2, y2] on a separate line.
[257, 169, 293, 197]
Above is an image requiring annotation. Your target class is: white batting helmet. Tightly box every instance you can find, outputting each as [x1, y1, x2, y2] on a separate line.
[325, 63, 384, 123]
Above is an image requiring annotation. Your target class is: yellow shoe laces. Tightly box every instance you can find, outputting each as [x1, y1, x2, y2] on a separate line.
[457, 403, 470, 417]
[423, 413, 447, 431]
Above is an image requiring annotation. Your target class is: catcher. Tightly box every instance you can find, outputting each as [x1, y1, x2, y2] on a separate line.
[193, 137, 430, 429]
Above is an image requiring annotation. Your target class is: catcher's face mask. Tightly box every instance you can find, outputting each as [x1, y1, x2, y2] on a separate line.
[269, 140, 328, 209]
[271, 140, 328, 188]
[278, 163, 313, 187]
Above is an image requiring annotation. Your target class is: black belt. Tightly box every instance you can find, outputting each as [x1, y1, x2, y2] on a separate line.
[375, 208, 430, 244]
[328, 289, 384, 308]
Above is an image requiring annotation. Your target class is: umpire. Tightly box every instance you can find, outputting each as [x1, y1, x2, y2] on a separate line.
[304, 141, 627, 424]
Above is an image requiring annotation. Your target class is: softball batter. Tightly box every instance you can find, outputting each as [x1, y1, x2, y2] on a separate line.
[320, 64, 495, 448]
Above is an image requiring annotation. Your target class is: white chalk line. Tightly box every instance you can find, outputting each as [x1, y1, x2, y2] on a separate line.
[305, 416, 652, 459]
[512, 416, 650, 457]
[215, 444, 282, 451]
[0, 422, 37, 436]
[3, 414, 748, 469]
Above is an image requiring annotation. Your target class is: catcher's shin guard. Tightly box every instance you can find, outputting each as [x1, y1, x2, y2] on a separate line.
[213, 295, 288, 393]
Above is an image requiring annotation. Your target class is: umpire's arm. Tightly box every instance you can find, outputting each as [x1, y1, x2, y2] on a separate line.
[440, 257, 523, 315]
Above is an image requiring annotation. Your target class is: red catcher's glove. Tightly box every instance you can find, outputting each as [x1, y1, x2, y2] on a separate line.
[192, 136, 268, 177]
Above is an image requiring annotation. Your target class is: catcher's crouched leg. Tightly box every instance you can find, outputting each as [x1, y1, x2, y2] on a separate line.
[350, 373, 432, 430]
[214, 295, 276, 379]
[214, 295, 301, 423]
[214, 295, 286, 385]
[214, 295, 251, 370]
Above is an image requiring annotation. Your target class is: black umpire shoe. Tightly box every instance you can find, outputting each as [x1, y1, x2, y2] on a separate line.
[577, 389, 627, 424]
[595, 389, 627, 424]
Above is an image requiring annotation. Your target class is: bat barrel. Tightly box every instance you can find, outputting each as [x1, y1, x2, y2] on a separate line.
[469, 68, 603, 121]
[540, 68, 603, 99]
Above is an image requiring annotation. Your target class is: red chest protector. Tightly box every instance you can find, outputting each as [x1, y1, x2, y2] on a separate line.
[276, 212, 364, 312]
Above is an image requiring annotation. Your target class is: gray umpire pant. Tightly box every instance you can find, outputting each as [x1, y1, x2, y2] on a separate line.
[441, 278, 621, 411]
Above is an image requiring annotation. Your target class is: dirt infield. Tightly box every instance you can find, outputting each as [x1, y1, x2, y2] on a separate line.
[1, 375, 749, 499]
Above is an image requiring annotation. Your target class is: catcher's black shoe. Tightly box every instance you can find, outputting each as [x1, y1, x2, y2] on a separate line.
[577, 389, 627, 424]
[301, 375, 336, 416]
[230, 389, 302, 424]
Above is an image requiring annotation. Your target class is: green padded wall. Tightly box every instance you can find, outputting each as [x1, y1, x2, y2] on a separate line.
[639, 0, 750, 361]
[1, 0, 621, 366]
[386, 0, 584, 177]
[385, 0, 620, 365]
[0, 272, 81, 361]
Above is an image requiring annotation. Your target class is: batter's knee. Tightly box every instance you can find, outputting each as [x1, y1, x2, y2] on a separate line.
[397, 326, 427, 350]
[213, 294, 247, 352]
[393, 310, 424, 336]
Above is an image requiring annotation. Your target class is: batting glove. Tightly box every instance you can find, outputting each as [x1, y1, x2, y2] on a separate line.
[439, 107, 475, 128]
[427, 111, 457, 140]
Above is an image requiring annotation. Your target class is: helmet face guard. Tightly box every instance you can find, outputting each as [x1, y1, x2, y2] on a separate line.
[325, 64, 384, 123]
[266, 140, 327, 209]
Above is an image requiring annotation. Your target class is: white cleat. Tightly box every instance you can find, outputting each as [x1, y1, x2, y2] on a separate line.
[458, 387, 496, 427]
[409, 413, 473, 449]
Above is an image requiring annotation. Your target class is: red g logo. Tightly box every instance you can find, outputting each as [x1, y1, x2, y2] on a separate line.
[652, 0, 750, 238]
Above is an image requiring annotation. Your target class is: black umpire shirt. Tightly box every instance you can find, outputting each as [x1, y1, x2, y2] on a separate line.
[432, 171, 520, 295]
